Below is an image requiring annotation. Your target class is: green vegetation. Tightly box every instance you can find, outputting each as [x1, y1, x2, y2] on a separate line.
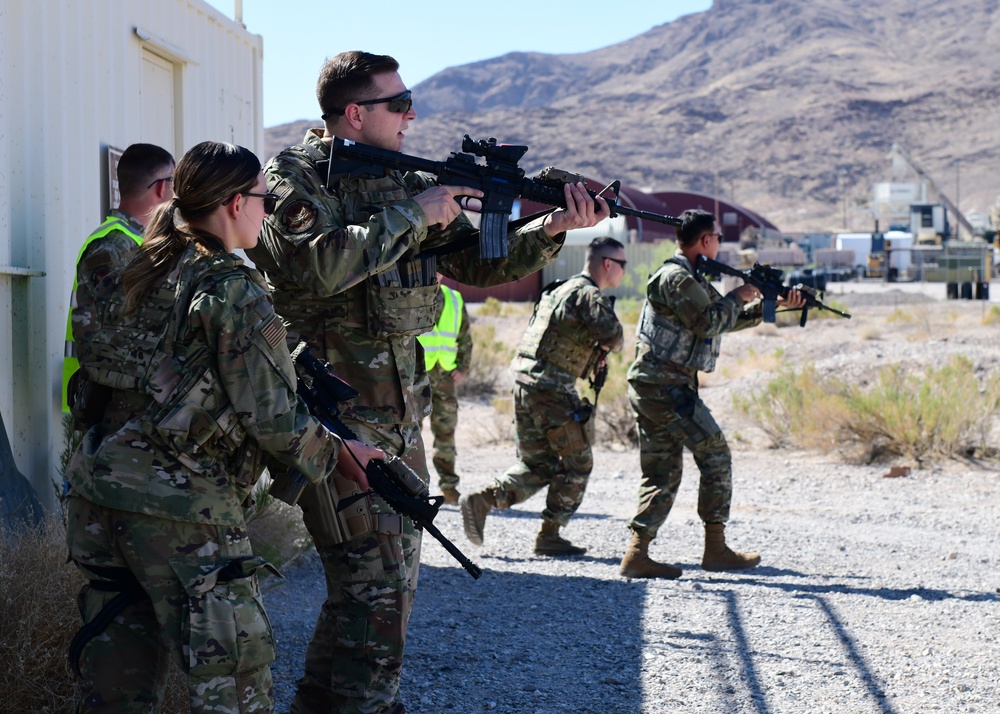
[735, 355, 1000, 463]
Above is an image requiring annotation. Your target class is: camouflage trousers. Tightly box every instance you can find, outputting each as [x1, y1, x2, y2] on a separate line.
[66, 494, 275, 713]
[626, 380, 733, 538]
[293, 419, 424, 714]
[426, 365, 460, 489]
[492, 381, 594, 527]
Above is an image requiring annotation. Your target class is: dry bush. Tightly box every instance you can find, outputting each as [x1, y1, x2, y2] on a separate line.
[463, 323, 516, 397]
[859, 325, 881, 340]
[734, 356, 1000, 463]
[0, 515, 192, 713]
[981, 305, 1000, 326]
[473, 396, 516, 446]
[590, 348, 638, 448]
[1, 515, 84, 712]
[716, 346, 784, 382]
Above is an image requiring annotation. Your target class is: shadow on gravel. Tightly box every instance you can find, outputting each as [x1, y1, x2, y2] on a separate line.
[701, 570, 1000, 603]
[803, 594, 899, 714]
[401, 563, 645, 713]
[485, 506, 617, 522]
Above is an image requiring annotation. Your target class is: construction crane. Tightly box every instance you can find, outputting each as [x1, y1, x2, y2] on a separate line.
[888, 143, 975, 240]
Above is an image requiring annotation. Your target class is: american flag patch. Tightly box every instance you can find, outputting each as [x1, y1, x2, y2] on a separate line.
[260, 315, 287, 349]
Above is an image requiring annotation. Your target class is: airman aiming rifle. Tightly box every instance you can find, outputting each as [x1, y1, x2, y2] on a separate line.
[696, 255, 851, 326]
[329, 135, 682, 260]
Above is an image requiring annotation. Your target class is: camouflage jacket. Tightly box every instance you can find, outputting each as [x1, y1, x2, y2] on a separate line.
[627, 254, 762, 387]
[512, 273, 623, 389]
[64, 211, 145, 411]
[67, 236, 343, 525]
[247, 130, 566, 427]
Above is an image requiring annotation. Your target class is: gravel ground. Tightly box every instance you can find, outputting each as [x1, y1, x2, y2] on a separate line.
[263, 291, 1000, 713]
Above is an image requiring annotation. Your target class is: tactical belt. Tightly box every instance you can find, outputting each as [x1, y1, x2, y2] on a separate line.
[68, 564, 149, 677]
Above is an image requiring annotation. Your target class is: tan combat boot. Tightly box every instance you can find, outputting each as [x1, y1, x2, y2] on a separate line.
[619, 531, 682, 579]
[534, 521, 587, 556]
[440, 487, 460, 504]
[701, 523, 761, 571]
[459, 489, 496, 545]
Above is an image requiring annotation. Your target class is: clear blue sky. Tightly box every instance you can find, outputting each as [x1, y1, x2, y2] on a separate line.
[205, 0, 712, 127]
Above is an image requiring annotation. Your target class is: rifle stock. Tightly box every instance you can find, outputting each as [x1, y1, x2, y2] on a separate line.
[696, 255, 852, 326]
[330, 136, 682, 260]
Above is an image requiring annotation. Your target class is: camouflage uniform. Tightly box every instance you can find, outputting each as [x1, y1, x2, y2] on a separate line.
[246, 130, 566, 714]
[626, 254, 762, 538]
[419, 285, 472, 490]
[66, 235, 345, 713]
[63, 210, 144, 412]
[491, 274, 622, 526]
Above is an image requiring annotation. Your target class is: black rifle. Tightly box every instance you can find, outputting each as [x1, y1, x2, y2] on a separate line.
[294, 349, 482, 580]
[696, 255, 852, 326]
[329, 135, 682, 260]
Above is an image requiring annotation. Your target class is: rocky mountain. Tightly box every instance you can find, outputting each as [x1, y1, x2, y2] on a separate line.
[265, 0, 1000, 233]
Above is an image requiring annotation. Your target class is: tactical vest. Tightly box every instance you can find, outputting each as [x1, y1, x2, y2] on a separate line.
[636, 258, 722, 373]
[418, 284, 463, 371]
[279, 142, 439, 339]
[62, 216, 143, 411]
[518, 274, 602, 379]
[79, 246, 264, 494]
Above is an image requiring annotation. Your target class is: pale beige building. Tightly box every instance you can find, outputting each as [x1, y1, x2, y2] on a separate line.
[0, 0, 263, 510]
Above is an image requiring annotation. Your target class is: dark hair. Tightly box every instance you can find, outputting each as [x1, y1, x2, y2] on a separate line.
[117, 143, 175, 198]
[676, 209, 716, 247]
[586, 236, 625, 267]
[122, 141, 260, 313]
[316, 51, 400, 120]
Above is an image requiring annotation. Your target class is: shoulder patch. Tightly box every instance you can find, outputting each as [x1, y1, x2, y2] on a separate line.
[281, 200, 318, 235]
[259, 314, 287, 350]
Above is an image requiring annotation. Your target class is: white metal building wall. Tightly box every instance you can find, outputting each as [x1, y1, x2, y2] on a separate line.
[0, 0, 263, 510]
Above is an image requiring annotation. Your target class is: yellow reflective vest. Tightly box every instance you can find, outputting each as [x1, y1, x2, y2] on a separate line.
[62, 215, 143, 412]
[418, 284, 464, 372]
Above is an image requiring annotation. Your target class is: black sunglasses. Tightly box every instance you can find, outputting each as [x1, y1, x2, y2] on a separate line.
[223, 191, 279, 215]
[605, 257, 627, 269]
[322, 90, 413, 119]
[146, 176, 173, 189]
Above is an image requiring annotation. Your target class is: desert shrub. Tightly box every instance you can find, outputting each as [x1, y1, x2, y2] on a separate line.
[981, 305, 1000, 325]
[589, 348, 638, 448]
[612, 296, 643, 327]
[1, 516, 84, 712]
[474, 395, 516, 445]
[473, 297, 531, 319]
[842, 356, 1000, 461]
[1, 515, 191, 712]
[463, 323, 516, 396]
[735, 356, 1000, 462]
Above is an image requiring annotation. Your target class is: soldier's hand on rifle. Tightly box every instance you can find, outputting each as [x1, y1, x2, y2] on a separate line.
[542, 182, 611, 237]
[414, 185, 484, 229]
[779, 288, 807, 309]
[336, 439, 384, 491]
[730, 283, 761, 304]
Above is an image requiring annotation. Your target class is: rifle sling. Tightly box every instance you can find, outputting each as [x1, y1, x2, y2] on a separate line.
[68, 564, 148, 678]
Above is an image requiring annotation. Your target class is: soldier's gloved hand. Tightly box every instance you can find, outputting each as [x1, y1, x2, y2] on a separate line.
[336, 439, 383, 490]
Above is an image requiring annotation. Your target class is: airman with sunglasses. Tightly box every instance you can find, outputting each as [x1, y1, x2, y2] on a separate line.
[461, 236, 626, 557]
[247, 50, 611, 714]
[619, 209, 805, 580]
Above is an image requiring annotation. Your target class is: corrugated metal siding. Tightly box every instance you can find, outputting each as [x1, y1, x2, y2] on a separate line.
[0, 0, 263, 509]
